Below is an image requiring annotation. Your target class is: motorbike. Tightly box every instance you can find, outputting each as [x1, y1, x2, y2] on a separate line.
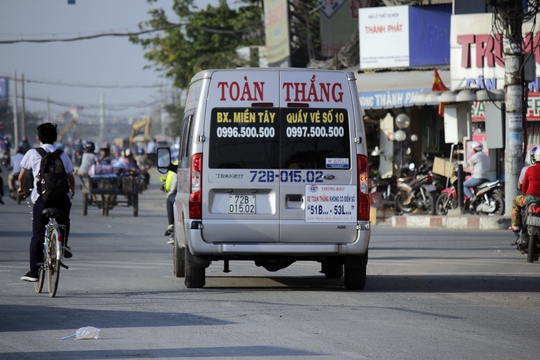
[9, 172, 33, 205]
[369, 174, 397, 209]
[435, 176, 505, 215]
[517, 201, 540, 263]
[395, 163, 438, 215]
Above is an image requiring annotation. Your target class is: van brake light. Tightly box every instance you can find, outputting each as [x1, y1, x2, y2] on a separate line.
[357, 155, 369, 221]
[190, 153, 202, 219]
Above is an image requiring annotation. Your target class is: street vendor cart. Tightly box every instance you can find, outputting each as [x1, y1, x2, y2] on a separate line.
[80, 165, 144, 217]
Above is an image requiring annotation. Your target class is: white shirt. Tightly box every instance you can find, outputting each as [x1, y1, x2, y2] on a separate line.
[78, 153, 98, 175]
[467, 151, 490, 179]
[10, 153, 24, 174]
[20, 144, 75, 203]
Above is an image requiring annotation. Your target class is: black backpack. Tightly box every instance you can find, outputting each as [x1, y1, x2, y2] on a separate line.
[35, 148, 69, 202]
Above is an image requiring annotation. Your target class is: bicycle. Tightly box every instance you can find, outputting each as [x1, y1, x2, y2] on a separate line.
[34, 208, 69, 297]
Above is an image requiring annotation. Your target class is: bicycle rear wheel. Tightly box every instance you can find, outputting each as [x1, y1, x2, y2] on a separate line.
[34, 265, 45, 293]
[47, 231, 61, 297]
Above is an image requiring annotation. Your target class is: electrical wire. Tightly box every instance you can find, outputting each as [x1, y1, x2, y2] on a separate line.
[0, 23, 248, 44]
[0, 74, 165, 89]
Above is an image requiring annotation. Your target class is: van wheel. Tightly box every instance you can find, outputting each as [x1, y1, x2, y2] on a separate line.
[344, 252, 368, 290]
[184, 245, 206, 288]
[173, 240, 185, 277]
[321, 260, 343, 279]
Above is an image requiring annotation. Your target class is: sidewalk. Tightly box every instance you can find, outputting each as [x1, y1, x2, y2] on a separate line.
[371, 208, 512, 230]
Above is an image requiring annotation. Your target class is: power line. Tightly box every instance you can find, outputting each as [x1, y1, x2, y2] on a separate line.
[21, 95, 160, 112]
[0, 23, 246, 44]
[0, 74, 166, 89]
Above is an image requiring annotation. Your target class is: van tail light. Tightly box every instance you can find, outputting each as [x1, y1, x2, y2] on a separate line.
[357, 155, 370, 221]
[189, 153, 202, 219]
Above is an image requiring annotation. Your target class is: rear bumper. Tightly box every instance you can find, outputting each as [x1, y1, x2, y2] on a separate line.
[185, 220, 370, 257]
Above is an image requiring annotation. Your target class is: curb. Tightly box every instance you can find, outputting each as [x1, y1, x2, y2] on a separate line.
[390, 215, 511, 230]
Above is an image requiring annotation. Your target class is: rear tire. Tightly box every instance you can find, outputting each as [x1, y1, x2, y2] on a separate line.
[491, 191, 505, 215]
[132, 194, 138, 217]
[173, 238, 185, 277]
[344, 252, 368, 290]
[35, 266, 44, 293]
[82, 194, 88, 216]
[395, 193, 414, 213]
[47, 231, 60, 297]
[184, 245, 206, 288]
[527, 234, 537, 263]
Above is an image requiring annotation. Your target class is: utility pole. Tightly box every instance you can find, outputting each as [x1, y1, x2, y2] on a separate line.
[502, 1, 525, 215]
[12, 71, 18, 146]
[21, 73, 25, 139]
[99, 94, 104, 145]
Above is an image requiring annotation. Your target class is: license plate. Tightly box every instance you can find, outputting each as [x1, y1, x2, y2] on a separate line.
[228, 195, 256, 214]
[424, 184, 436, 192]
[526, 214, 540, 226]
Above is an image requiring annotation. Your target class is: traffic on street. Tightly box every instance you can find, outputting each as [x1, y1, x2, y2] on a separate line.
[1, 169, 539, 359]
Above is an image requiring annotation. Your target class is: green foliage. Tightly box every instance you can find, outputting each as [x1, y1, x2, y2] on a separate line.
[130, 0, 264, 89]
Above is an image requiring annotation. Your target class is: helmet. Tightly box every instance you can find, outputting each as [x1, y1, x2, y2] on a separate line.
[471, 141, 483, 152]
[124, 148, 132, 157]
[535, 148, 540, 163]
[531, 147, 538, 164]
[84, 142, 95, 153]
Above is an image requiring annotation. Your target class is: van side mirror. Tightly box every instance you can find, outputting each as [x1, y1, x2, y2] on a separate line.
[157, 147, 171, 174]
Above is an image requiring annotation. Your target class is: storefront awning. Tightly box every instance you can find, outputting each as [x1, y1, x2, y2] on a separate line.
[357, 69, 450, 109]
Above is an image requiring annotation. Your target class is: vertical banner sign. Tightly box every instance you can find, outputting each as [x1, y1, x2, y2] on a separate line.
[0, 78, 7, 99]
[359, 5, 409, 70]
[264, 0, 291, 67]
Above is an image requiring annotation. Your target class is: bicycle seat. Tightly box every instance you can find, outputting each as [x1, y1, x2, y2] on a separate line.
[42, 208, 64, 218]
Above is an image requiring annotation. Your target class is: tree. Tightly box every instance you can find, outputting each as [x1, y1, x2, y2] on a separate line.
[130, 0, 264, 89]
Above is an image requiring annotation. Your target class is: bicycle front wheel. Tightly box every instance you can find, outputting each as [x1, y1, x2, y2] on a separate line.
[47, 231, 61, 297]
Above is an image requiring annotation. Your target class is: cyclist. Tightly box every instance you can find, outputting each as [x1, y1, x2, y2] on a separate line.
[18, 123, 75, 282]
[9, 147, 25, 194]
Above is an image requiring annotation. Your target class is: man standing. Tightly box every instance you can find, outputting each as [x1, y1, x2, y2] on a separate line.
[18, 123, 75, 282]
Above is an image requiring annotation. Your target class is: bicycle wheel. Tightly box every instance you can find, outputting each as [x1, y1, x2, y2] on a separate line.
[47, 231, 61, 297]
[34, 265, 45, 293]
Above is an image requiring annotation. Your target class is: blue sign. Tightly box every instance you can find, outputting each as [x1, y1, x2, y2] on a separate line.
[409, 4, 451, 67]
[0, 78, 7, 99]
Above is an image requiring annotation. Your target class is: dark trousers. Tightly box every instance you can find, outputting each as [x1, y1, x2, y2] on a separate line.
[166, 192, 176, 225]
[30, 195, 71, 271]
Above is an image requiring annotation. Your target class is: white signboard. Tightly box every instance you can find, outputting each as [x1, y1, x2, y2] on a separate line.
[359, 5, 409, 70]
[305, 185, 356, 223]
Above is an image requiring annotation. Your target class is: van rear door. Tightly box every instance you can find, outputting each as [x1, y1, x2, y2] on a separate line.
[277, 71, 359, 244]
[202, 70, 281, 244]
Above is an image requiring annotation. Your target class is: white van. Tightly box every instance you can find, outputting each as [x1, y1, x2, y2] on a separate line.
[158, 68, 371, 289]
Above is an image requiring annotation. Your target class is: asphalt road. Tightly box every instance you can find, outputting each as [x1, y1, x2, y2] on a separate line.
[0, 169, 539, 360]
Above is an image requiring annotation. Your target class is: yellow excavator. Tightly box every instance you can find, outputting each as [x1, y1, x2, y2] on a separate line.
[57, 115, 79, 142]
[129, 117, 152, 147]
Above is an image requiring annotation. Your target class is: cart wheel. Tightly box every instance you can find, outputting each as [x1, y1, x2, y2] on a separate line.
[132, 193, 138, 217]
[82, 194, 88, 216]
[101, 195, 109, 216]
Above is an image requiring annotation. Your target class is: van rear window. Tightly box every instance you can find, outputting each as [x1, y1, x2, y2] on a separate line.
[209, 107, 350, 170]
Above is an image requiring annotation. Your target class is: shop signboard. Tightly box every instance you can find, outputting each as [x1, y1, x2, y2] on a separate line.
[359, 4, 451, 70]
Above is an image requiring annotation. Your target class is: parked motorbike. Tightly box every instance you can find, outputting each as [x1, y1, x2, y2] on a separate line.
[517, 201, 540, 263]
[369, 174, 397, 209]
[395, 164, 438, 215]
[435, 176, 505, 215]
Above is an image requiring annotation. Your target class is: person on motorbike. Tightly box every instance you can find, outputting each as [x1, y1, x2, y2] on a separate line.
[18, 136, 31, 154]
[463, 141, 490, 208]
[8, 147, 25, 195]
[511, 148, 540, 246]
[76, 142, 99, 175]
